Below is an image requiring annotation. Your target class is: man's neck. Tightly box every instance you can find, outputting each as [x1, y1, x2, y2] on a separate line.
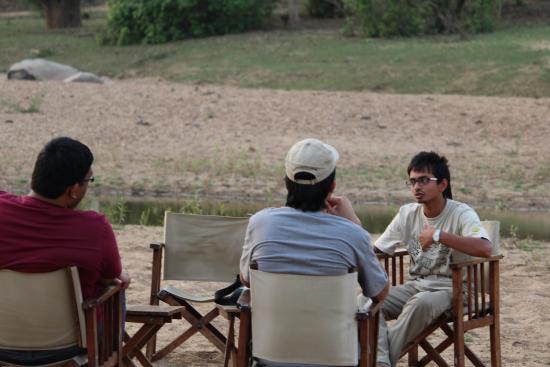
[28, 191, 68, 208]
[422, 196, 447, 218]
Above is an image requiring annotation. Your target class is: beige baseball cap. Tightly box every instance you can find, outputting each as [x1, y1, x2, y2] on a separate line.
[285, 138, 339, 185]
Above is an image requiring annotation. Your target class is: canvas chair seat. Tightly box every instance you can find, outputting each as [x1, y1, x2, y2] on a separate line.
[159, 285, 214, 303]
[378, 220, 503, 367]
[0, 267, 123, 367]
[235, 268, 381, 367]
[145, 213, 249, 364]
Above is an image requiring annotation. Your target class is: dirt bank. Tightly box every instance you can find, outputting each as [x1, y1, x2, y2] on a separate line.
[1, 77, 549, 210]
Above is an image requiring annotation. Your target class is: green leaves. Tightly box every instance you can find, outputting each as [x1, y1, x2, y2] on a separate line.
[344, 0, 501, 37]
[102, 0, 274, 45]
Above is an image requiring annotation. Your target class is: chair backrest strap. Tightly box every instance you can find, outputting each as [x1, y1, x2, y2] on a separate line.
[250, 269, 359, 366]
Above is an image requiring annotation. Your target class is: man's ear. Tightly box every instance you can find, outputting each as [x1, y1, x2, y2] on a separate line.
[66, 183, 80, 200]
[438, 178, 448, 193]
[330, 180, 336, 194]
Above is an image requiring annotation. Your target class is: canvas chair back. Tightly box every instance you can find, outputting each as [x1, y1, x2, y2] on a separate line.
[482, 220, 500, 255]
[163, 212, 249, 282]
[250, 269, 359, 366]
[481, 220, 500, 292]
[0, 267, 86, 350]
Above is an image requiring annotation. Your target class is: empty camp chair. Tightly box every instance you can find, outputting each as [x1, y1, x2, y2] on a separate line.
[236, 267, 381, 367]
[146, 213, 249, 362]
[0, 267, 123, 367]
[377, 220, 503, 367]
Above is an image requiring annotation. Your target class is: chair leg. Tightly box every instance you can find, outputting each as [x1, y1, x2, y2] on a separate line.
[453, 321, 465, 367]
[237, 309, 251, 367]
[408, 346, 418, 366]
[224, 314, 236, 367]
[419, 340, 449, 367]
[490, 320, 502, 367]
[160, 295, 227, 352]
[152, 306, 226, 361]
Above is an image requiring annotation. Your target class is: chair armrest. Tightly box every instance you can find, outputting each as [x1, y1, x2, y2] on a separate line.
[237, 288, 251, 310]
[450, 255, 503, 270]
[83, 284, 123, 310]
[357, 299, 382, 320]
[376, 248, 409, 260]
[150, 242, 164, 250]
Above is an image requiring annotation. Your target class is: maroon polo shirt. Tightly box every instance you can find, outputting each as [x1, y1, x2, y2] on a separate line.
[0, 191, 122, 299]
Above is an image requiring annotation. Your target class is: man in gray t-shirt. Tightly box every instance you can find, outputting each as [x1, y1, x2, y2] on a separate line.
[239, 138, 389, 366]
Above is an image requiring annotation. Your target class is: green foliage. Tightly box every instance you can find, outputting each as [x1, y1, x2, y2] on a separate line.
[101, 0, 275, 45]
[2, 16, 550, 97]
[306, 0, 344, 18]
[103, 197, 128, 225]
[0, 93, 45, 114]
[344, 0, 501, 37]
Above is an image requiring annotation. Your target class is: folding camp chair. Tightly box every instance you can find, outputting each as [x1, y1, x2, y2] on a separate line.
[0, 267, 123, 367]
[146, 213, 249, 362]
[236, 267, 381, 367]
[377, 220, 503, 367]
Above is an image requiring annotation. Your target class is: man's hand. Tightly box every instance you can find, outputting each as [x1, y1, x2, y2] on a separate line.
[419, 224, 436, 251]
[117, 270, 131, 290]
[325, 195, 362, 226]
[103, 270, 131, 289]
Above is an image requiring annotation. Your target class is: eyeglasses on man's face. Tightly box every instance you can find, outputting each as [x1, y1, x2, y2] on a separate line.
[405, 176, 438, 187]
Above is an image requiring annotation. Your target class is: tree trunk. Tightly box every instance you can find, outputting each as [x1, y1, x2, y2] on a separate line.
[288, 0, 301, 24]
[40, 0, 81, 28]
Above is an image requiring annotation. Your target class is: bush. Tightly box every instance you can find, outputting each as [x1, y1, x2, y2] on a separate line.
[102, 0, 274, 45]
[306, 0, 344, 18]
[343, 0, 501, 37]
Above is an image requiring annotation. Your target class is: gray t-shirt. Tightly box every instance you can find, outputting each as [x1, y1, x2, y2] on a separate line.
[239, 207, 388, 298]
[375, 199, 490, 283]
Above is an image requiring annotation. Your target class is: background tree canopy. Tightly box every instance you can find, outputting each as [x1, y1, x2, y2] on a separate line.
[343, 0, 503, 37]
[101, 0, 275, 45]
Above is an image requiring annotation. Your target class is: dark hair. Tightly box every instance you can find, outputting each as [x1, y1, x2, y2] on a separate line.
[285, 170, 336, 212]
[31, 137, 94, 199]
[407, 151, 452, 199]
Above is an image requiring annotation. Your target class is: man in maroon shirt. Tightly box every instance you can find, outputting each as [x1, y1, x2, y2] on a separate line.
[0, 137, 129, 364]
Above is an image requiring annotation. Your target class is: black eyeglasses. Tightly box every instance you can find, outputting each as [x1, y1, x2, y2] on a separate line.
[81, 176, 95, 183]
[406, 176, 438, 187]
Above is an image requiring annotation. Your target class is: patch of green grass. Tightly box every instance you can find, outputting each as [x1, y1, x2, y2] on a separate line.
[518, 238, 544, 252]
[176, 151, 274, 180]
[458, 186, 473, 195]
[101, 197, 128, 225]
[0, 93, 44, 113]
[1, 16, 549, 96]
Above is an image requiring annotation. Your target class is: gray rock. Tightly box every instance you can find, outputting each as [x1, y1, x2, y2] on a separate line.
[64, 72, 104, 84]
[7, 58, 103, 84]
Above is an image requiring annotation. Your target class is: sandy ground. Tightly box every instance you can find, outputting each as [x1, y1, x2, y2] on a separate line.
[117, 225, 550, 367]
[1, 76, 549, 365]
[1, 77, 549, 210]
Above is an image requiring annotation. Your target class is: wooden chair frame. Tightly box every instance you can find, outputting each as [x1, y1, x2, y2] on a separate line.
[0, 267, 123, 367]
[377, 250, 503, 367]
[145, 242, 230, 362]
[82, 284, 124, 367]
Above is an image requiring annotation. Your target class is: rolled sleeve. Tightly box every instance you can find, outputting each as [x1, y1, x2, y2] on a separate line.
[374, 212, 403, 255]
[239, 222, 255, 283]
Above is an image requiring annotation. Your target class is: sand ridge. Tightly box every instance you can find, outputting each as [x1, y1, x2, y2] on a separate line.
[1, 77, 549, 209]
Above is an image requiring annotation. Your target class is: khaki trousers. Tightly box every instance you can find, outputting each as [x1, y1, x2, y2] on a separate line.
[376, 279, 452, 366]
